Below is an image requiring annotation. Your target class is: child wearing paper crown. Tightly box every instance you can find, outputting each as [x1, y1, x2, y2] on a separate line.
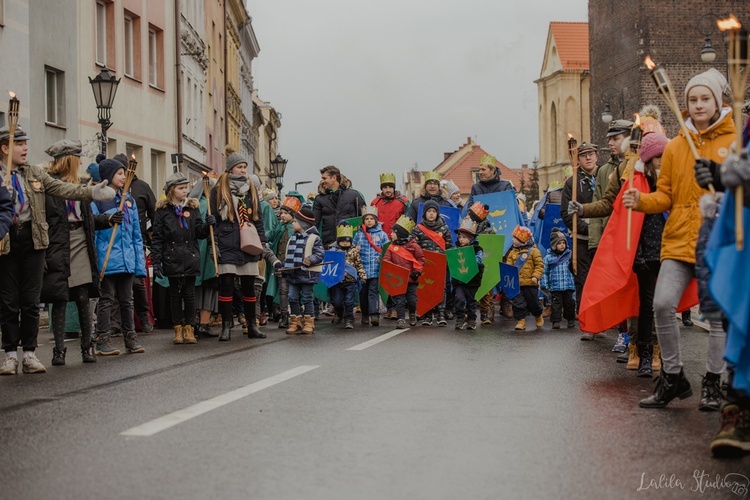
[282, 206, 325, 335]
[267, 195, 301, 330]
[452, 218, 484, 330]
[384, 216, 424, 329]
[540, 228, 575, 330]
[330, 221, 367, 329]
[467, 201, 496, 324]
[352, 206, 389, 326]
[504, 225, 545, 331]
[411, 199, 453, 326]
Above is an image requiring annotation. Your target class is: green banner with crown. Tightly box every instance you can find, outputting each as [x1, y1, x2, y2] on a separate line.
[446, 246, 479, 284]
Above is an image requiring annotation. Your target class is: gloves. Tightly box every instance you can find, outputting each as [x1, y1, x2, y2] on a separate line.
[721, 151, 750, 190]
[567, 200, 584, 216]
[409, 271, 421, 281]
[204, 214, 216, 226]
[153, 263, 164, 280]
[92, 180, 116, 201]
[694, 158, 719, 189]
[274, 261, 283, 270]
[109, 210, 124, 226]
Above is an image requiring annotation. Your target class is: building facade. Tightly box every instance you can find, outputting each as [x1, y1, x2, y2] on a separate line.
[204, 0, 226, 172]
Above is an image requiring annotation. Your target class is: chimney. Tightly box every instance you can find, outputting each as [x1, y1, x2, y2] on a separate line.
[467, 136, 472, 145]
[521, 163, 528, 170]
[444, 152, 452, 160]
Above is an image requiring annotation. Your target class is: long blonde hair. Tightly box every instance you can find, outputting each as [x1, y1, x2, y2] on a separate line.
[47, 155, 80, 183]
[215, 170, 259, 222]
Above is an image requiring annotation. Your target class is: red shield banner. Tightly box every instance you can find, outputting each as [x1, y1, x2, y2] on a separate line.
[379, 260, 410, 296]
[416, 250, 447, 316]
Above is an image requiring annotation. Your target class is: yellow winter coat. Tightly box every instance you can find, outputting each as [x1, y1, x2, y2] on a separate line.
[636, 107, 736, 264]
[505, 245, 544, 287]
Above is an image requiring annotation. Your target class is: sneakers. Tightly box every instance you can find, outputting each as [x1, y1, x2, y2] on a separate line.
[480, 313, 491, 325]
[22, 353, 47, 374]
[611, 333, 628, 353]
[466, 320, 477, 330]
[344, 319, 354, 329]
[535, 316, 544, 328]
[0, 356, 19, 375]
[699, 373, 722, 412]
[514, 318, 526, 331]
[455, 321, 467, 330]
[96, 335, 121, 355]
[51, 347, 67, 366]
[370, 315, 379, 326]
[397, 319, 406, 329]
[567, 320, 576, 329]
[436, 312, 448, 327]
[552, 322, 560, 329]
[408, 314, 417, 327]
[421, 315, 433, 327]
[580, 333, 595, 341]
[637, 344, 653, 378]
[710, 405, 750, 457]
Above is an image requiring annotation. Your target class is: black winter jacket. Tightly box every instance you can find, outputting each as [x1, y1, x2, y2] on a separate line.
[464, 169, 514, 212]
[406, 194, 453, 222]
[210, 186, 267, 266]
[130, 177, 156, 247]
[0, 185, 11, 240]
[560, 168, 596, 238]
[151, 198, 210, 277]
[312, 186, 366, 246]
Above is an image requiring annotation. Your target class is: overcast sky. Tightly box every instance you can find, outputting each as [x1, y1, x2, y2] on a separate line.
[250, 0, 588, 199]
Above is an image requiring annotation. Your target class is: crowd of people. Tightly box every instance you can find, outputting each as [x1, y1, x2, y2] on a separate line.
[0, 66, 748, 457]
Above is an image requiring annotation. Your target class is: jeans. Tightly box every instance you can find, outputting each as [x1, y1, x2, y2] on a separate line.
[550, 290, 575, 323]
[653, 259, 725, 374]
[277, 276, 289, 315]
[331, 281, 356, 320]
[52, 286, 93, 350]
[133, 275, 151, 318]
[289, 283, 314, 317]
[169, 276, 196, 326]
[359, 278, 380, 317]
[97, 273, 135, 335]
[0, 225, 45, 352]
[454, 284, 478, 321]
[510, 286, 544, 320]
[393, 283, 418, 320]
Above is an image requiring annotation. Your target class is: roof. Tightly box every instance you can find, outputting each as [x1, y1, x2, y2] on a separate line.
[434, 138, 523, 194]
[549, 22, 589, 71]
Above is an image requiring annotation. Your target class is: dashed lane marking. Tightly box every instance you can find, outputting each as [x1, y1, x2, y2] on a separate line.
[346, 328, 409, 351]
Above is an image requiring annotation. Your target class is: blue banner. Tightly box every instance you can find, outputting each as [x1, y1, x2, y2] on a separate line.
[319, 250, 346, 287]
[474, 192, 525, 253]
[499, 262, 521, 299]
[529, 188, 569, 256]
[416, 203, 461, 244]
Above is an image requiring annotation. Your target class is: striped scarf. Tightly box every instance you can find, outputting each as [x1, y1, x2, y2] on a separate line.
[284, 231, 312, 268]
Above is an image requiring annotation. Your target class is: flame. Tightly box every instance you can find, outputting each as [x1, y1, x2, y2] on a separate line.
[633, 113, 640, 126]
[567, 133, 574, 140]
[8, 91, 16, 99]
[644, 56, 656, 70]
[717, 14, 741, 32]
[130, 154, 136, 160]
[202, 171, 208, 177]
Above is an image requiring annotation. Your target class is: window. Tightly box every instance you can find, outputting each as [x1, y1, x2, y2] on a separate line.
[123, 11, 141, 79]
[45, 67, 65, 126]
[148, 25, 164, 88]
[95, 1, 107, 65]
[150, 150, 165, 193]
[124, 15, 134, 76]
[1, 0, 5, 27]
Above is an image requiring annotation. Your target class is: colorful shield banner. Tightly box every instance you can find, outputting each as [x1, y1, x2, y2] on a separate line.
[499, 262, 521, 299]
[474, 192, 525, 253]
[446, 246, 478, 284]
[319, 250, 346, 288]
[379, 260, 410, 297]
[416, 250, 447, 316]
[417, 204, 461, 244]
[474, 234, 505, 300]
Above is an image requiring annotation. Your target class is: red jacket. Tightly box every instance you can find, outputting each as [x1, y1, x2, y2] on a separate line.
[383, 238, 424, 283]
[371, 192, 409, 236]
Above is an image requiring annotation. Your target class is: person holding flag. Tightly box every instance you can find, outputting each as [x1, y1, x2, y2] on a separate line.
[384, 216, 424, 329]
[329, 221, 366, 329]
[451, 218, 483, 330]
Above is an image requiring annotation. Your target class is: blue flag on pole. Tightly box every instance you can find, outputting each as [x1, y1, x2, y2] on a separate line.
[474, 192, 525, 253]
[319, 250, 346, 288]
[499, 262, 521, 299]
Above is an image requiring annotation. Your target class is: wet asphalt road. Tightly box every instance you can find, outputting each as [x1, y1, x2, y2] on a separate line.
[1, 316, 748, 500]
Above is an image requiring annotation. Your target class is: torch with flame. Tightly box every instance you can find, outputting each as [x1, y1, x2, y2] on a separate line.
[717, 14, 746, 250]
[626, 114, 642, 250]
[3, 91, 20, 188]
[99, 154, 139, 279]
[202, 171, 219, 276]
[566, 133, 579, 274]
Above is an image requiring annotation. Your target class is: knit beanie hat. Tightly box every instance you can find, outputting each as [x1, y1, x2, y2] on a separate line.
[262, 188, 278, 203]
[98, 159, 125, 185]
[86, 162, 101, 182]
[113, 153, 129, 168]
[512, 225, 532, 245]
[225, 146, 248, 172]
[294, 206, 316, 230]
[423, 199, 440, 218]
[685, 68, 728, 109]
[442, 179, 460, 197]
[550, 228, 567, 249]
[639, 132, 669, 163]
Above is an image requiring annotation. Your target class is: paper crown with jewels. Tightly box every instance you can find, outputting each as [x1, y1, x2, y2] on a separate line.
[480, 154, 497, 167]
[512, 226, 533, 244]
[336, 222, 354, 240]
[455, 217, 478, 236]
[393, 215, 416, 234]
[361, 206, 378, 219]
[467, 202, 490, 222]
[380, 173, 397, 187]
[423, 171, 441, 184]
[280, 196, 302, 213]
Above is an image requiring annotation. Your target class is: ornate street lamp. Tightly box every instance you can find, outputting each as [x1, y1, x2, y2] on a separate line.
[600, 87, 625, 124]
[270, 154, 288, 192]
[89, 69, 121, 155]
[698, 14, 718, 63]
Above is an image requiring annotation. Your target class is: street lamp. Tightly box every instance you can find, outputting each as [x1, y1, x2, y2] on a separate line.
[600, 87, 625, 124]
[698, 13, 718, 63]
[89, 69, 121, 156]
[270, 154, 288, 192]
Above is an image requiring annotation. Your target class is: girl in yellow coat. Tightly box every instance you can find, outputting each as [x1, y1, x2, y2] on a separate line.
[623, 68, 735, 410]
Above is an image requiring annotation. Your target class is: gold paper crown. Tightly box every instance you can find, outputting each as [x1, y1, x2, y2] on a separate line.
[336, 224, 354, 239]
[456, 217, 478, 236]
[468, 201, 489, 221]
[480, 155, 497, 167]
[380, 173, 397, 186]
[261, 188, 277, 199]
[423, 171, 441, 183]
[362, 206, 378, 219]
[393, 215, 416, 233]
[281, 196, 302, 213]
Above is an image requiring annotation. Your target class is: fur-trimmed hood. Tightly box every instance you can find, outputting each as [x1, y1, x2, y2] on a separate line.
[156, 197, 200, 210]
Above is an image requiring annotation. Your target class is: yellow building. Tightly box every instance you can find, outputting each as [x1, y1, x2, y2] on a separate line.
[204, 0, 226, 172]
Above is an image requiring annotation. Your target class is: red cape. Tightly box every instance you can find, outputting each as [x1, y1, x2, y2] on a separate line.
[579, 173, 698, 334]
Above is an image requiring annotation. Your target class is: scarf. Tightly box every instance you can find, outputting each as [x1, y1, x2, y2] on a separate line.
[229, 174, 250, 197]
[173, 201, 189, 229]
[362, 225, 382, 253]
[66, 200, 82, 221]
[546, 248, 571, 269]
[11, 171, 25, 219]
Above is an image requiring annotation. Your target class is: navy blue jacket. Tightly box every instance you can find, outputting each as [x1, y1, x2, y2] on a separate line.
[464, 169, 514, 215]
[0, 186, 12, 240]
[210, 186, 267, 266]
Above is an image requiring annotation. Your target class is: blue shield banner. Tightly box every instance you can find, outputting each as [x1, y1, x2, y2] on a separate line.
[499, 262, 521, 299]
[474, 192, 525, 253]
[319, 250, 346, 287]
[416, 203, 461, 244]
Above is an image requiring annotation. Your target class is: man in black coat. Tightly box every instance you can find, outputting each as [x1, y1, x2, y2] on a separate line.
[463, 155, 514, 217]
[406, 171, 453, 221]
[313, 165, 366, 247]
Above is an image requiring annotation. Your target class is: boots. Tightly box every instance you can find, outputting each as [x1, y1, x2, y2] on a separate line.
[370, 315, 379, 326]
[278, 313, 289, 329]
[197, 324, 218, 338]
[95, 333, 121, 356]
[244, 302, 266, 338]
[51, 347, 67, 366]
[626, 344, 640, 370]
[699, 372, 722, 412]
[301, 315, 315, 334]
[246, 323, 267, 339]
[286, 315, 302, 334]
[79, 307, 96, 363]
[535, 316, 544, 328]
[81, 344, 96, 363]
[515, 318, 526, 331]
[173, 325, 184, 344]
[639, 368, 692, 408]
[219, 321, 233, 341]
[636, 343, 653, 378]
[183, 325, 197, 344]
[652, 344, 661, 372]
[124, 331, 145, 353]
[710, 405, 750, 457]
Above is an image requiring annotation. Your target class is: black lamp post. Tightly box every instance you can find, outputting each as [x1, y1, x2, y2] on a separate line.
[295, 180, 312, 192]
[270, 154, 288, 192]
[600, 87, 625, 124]
[89, 69, 121, 155]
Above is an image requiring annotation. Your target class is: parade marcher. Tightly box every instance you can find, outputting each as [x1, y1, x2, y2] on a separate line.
[463, 155, 514, 218]
[329, 221, 366, 329]
[353, 206, 389, 326]
[623, 68, 733, 409]
[151, 172, 214, 345]
[91, 159, 147, 356]
[262, 188, 281, 219]
[0, 186, 11, 240]
[443, 179, 463, 211]
[412, 199, 453, 326]
[466, 201, 495, 324]
[313, 165, 366, 247]
[383, 216, 424, 329]
[257, 181, 278, 326]
[282, 207, 325, 335]
[41, 139, 111, 366]
[407, 171, 453, 222]
[188, 177, 219, 338]
[452, 219, 483, 330]
[0, 126, 115, 375]
[540, 228, 576, 330]
[211, 147, 268, 341]
[268, 195, 301, 329]
[504, 226, 544, 331]
[371, 173, 409, 320]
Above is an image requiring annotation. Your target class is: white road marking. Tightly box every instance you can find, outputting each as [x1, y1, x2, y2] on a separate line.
[120, 365, 319, 437]
[346, 328, 409, 351]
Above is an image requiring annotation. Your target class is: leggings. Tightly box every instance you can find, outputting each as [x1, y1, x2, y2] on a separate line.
[218, 274, 256, 326]
[52, 285, 93, 351]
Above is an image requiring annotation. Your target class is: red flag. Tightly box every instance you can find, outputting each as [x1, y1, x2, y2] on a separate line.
[379, 260, 410, 296]
[416, 251, 447, 316]
[579, 173, 697, 334]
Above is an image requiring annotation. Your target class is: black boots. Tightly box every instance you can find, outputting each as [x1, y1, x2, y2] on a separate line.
[219, 321, 233, 341]
[699, 372, 722, 412]
[637, 343, 653, 378]
[278, 313, 289, 329]
[639, 368, 693, 408]
[124, 332, 145, 353]
[51, 347, 66, 366]
[244, 302, 266, 339]
[81, 344, 96, 363]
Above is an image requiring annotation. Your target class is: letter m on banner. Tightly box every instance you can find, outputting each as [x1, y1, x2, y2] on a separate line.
[320, 250, 345, 287]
